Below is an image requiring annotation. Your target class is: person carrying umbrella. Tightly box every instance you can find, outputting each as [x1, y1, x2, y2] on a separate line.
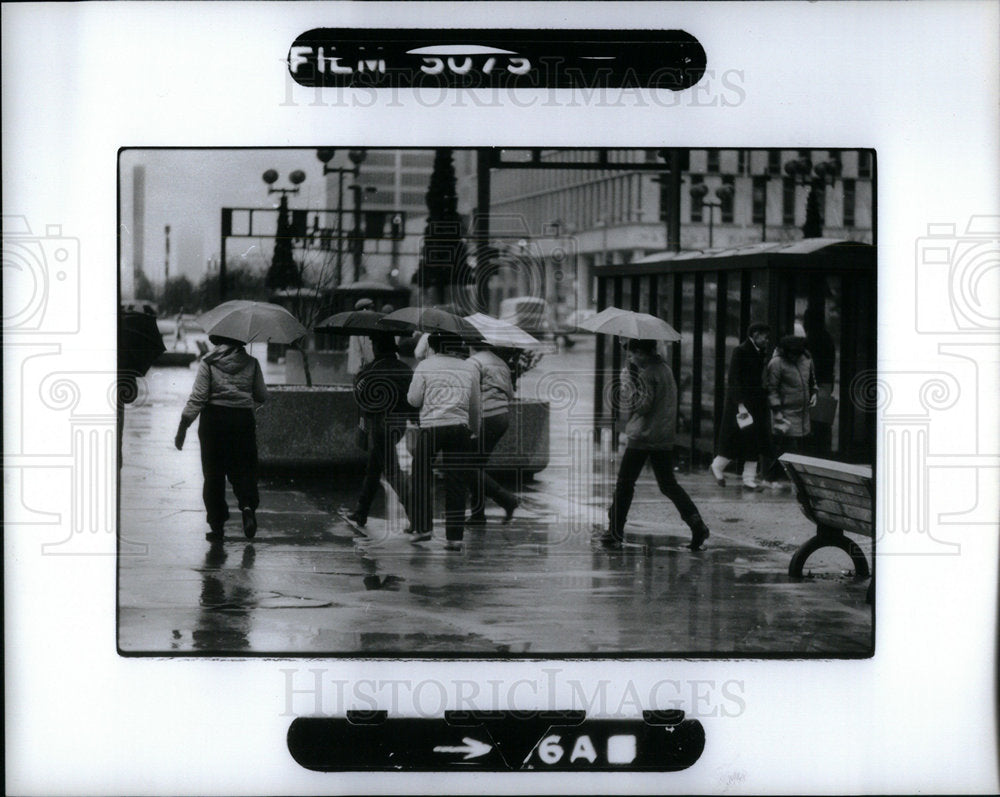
[466, 340, 519, 525]
[174, 300, 305, 542]
[175, 334, 268, 541]
[344, 333, 418, 531]
[602, 338, 711, 551]
[406, 331, 482, 551]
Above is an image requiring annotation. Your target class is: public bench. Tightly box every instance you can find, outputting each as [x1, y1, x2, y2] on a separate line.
[779, 453, 874, 602]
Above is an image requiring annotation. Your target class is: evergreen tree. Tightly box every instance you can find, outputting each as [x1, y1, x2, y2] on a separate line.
[266, 194, 302, 289]
[802, 181, 824, 238]
[414, 149, 470, 305]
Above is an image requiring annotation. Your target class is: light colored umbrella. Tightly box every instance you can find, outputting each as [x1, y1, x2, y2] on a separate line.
[463, 313, 542, 349]
[577, 307, 681, 341]
[196, 300, 307, 344]
[313, 309, 385, 335]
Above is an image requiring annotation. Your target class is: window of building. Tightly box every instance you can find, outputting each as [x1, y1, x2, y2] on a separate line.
[782, 177, 796, 226]
[843, 178, 856, 227]
[690, 175, 704, 222]
[721, 176, 735, 223]
[752, 176, 767, 225]
[858, 150, 872, 178]
[706, 149, 720, 173]
[768, 150, 782, 175]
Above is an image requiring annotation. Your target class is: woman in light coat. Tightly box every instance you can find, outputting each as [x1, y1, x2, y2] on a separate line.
[765, 335, 818, 454]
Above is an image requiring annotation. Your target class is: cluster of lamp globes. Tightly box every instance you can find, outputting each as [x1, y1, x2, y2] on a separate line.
[261, 148, 370, 191]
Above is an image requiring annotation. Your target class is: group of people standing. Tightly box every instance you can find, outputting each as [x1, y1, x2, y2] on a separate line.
[711, 322, 820, 490]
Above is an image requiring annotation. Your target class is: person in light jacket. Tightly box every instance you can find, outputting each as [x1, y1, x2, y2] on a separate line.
[466, 342, 518, 525]
[175, 335, 268, 542]
[766, 334, 818, 455]
[601, 339, 710, 550]
[407, 332, 481, 551]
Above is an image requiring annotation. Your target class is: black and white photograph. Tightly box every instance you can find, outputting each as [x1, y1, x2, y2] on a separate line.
[118, 146, 877, 657]
[4, 1, 998, 794]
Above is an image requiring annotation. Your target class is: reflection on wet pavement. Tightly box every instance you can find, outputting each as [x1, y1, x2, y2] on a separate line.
[120, 354, 872, 657]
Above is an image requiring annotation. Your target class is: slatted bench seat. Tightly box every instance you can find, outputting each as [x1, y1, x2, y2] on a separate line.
[779, 453, 874, 601]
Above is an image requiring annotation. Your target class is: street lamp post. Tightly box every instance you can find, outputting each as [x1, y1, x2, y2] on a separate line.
[316, 148, 367, 285]
[347, 182, 377, 282]
[261, 168, 307, 291]
[783, 155, 842, 238]
[689, 183, 734, 249]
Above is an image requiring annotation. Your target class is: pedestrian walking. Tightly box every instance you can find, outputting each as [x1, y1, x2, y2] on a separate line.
[803, 305, 837, 454]
[466, 342, 519, 525]
[344, 333, 417, 530]
[347, 298, 376, 375]
[406, 332, 481, 551]
[175, 335, 268, 541]
[602, 339, 710, 550]
[766, 334, 818, 459]
[710, 322, 773, 489]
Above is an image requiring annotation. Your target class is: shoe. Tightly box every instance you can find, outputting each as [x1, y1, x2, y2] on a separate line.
[502, 500, 518, 525]
[443, 540, 463, 551]
[409, 531, 432, 544]
[600, 533, 623, 550]
[709, 459, 727, 487]
[688, 521, 710, 551]
[205, 526, 224, 542]
[242, 507, 257, 539]
[345, 510, 367, 528]
[465, 513, 487, 526]
[743, 481, 765, 492]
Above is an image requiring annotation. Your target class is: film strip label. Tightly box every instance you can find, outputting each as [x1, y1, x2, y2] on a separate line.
[287, 710, 705, 771]
[287, 29, 707, 90]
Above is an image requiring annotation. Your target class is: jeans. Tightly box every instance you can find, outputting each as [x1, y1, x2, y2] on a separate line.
[353, 419, 410, 523]
[469, 412, 517, 517]
[198, 405, 259, 530]
[608, 446, 699, 539]
[411, 424, 475, 541]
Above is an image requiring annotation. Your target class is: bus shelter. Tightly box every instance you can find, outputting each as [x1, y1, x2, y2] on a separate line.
[593, 238, 876, 466]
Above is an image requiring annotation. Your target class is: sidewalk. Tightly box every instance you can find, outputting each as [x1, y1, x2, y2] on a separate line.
[118, 362, 873, 656]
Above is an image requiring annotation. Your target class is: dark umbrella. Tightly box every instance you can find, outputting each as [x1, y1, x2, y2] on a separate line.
[118, 309, 166, 377]
[377, 306, 483, 340]
[313, 309, 385, 336]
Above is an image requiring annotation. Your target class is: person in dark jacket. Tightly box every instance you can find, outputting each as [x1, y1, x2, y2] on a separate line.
[345, 334, 417, 530]
[175, 335, 268, 541]
[710, 322, 772, 489]
[601, 339, 710, 550]
[803, 305, 836, 454]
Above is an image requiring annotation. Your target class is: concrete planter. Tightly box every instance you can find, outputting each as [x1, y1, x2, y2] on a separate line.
[256, 384, 549, 476]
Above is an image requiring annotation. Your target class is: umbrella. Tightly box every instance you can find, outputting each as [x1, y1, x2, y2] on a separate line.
[577, 307, 681, 341]
[464, 313, 542, 349]
[118, 309, 166, 376]
[564, 308, 598, 329]
[313, 309, 385, 335]
[196, 300, 307, 344]
[377, 306, 483, 340]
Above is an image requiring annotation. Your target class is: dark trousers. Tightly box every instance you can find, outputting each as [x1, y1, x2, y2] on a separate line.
[198, 405, 259, 530]
[469, 412, 517, 517]
[354, 420, 410, 523]
[411, 424, 475, 541]
[608, 446, 699, 539]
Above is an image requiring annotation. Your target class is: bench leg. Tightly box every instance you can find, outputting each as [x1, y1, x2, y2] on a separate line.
[788, 525, 871, 580]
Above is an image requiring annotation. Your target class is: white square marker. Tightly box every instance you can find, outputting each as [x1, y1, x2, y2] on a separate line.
[606, 734, 637, 764]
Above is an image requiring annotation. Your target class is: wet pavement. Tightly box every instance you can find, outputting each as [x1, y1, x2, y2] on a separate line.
[119, 341, 873, 656]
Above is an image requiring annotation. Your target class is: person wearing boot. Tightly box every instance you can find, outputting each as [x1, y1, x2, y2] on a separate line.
[601, 339, 710, 551]
[710, 322, 773, 490]
[175, 335, 268, 542]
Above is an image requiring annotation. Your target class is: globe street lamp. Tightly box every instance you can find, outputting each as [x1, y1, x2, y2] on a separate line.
[316, 148, 368, 284]
[689, 183, 734, 249]
[261, 169, 308, 290]
[783, 155, 842, 238]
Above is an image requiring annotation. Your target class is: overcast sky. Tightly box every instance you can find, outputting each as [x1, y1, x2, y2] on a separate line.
[120, 148, 337, 286]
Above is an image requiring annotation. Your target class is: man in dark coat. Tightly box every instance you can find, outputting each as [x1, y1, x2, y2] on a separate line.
[710, 322, 772, 489]
[345, 333, 417, 531]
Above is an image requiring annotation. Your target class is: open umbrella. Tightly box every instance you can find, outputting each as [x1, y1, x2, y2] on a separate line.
[464, 313, 542, 349]
[377, 306, 483, 340]
[118, 309, 166, 376]
[313, 309, 385, 336]
[196, 300, 307, 344]
[578, 307, 681, 341]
